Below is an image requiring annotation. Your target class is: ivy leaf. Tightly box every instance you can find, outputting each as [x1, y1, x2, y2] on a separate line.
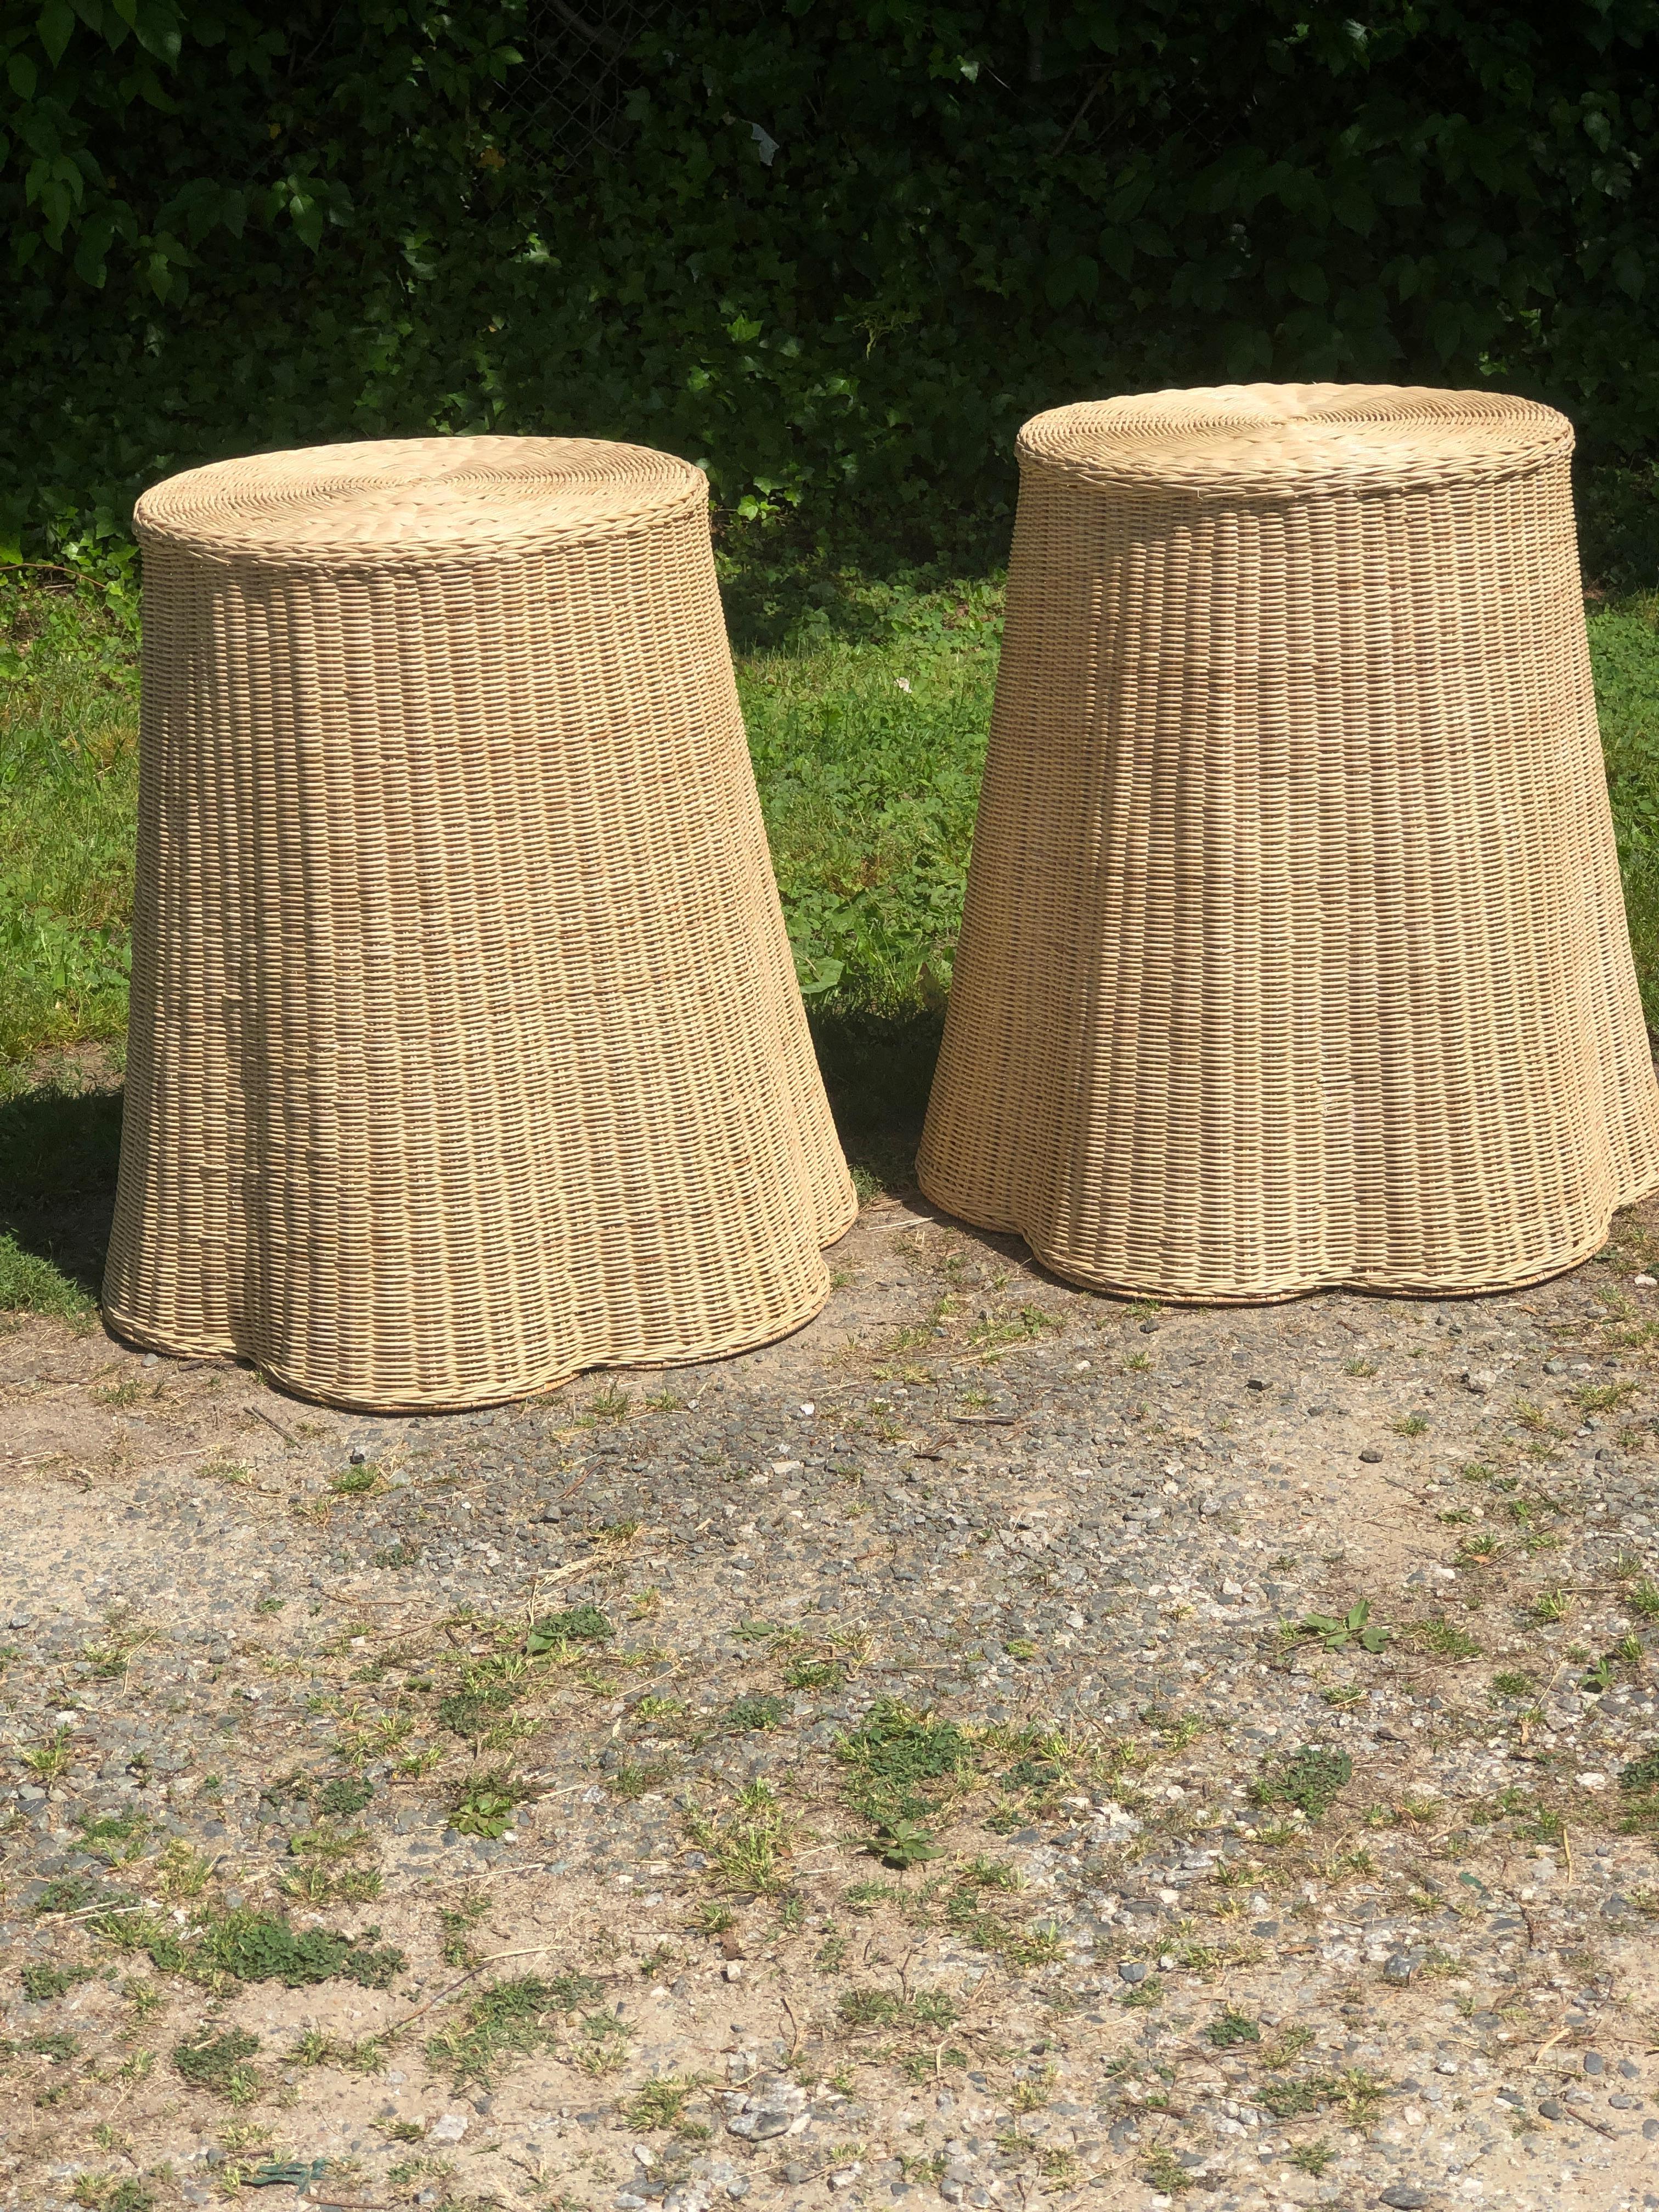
[1427, 298, 1464, 360]
[72, 211, 114, 286]
[36, 0, 76, 66]
[1331, 179, 1375, 235]
[131, 0, 183, 65]
[1285, 261, 1329, 304]
[1613, 245, 1646, 299]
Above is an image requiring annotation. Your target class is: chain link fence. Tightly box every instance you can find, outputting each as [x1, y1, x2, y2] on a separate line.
[490, 0, 663, 162]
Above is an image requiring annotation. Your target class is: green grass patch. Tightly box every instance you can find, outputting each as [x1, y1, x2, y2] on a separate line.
[426, 1972, 605, 2089]
[1409, 1616, 1483, 1662]
[725, 1693, 788, 1733]
[1596, 593, 1659, 1023]
[0, 578, 138, 1066]
[19, 1961, 94, 2001]
[526, 1604, 614, 1654]
[172, 2028, 261, 2099]
[0, 1229, 95, 1323]
[1620, 1745, 1659, 1830]
[97, 1906, 404, 1990]
[1252, 1746, 1353, 1824]
[837, 1697, 975, 1828]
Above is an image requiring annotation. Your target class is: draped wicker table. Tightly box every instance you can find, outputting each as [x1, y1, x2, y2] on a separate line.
[104, 436, 855, 1409]
[918, 385, 1659, 1300]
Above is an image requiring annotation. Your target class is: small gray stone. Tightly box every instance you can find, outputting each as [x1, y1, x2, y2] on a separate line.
[1583, 2051, 1606, 2076]
[1118, 1960, 1149, 1983]
[1536, 2097, 1566, 2120]
[1384, 1954, 1414, 1985]
[1359, 1448, 1384, 1464]
[1378, 2189, 1431, 2210]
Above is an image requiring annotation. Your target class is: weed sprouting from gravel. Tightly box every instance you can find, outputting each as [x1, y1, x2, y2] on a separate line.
[172, 2028, 261, 2100]
[71, 2177, 155, 2212]
[427, 1973, 604, 2090]
[866, 1814, 946, 1867]
[21, 1725, 75, 1782]
[19, 1961, 94, 2001]
[625, 2073, 714, 2131]
[25, 2027, 81, 2061]
[838, 1698, 973, 1830]
[1411, 1616, 1483, 1660]
[314, 1773, 375, 1816]
[685, 1781, 800, 1892]
[449, 1768, 523, 1838]
[527, 1604, 613, 1654]
[98, 1906, 404, 1991]
[726, 1693, 787, 1732]
[1298, 1601, 1390, 1655]
[1620, 1747, 1659, 1832]
[1254, 1747, 1353, 1824]
[329, 1463, 385, 1497]
[1140, 2146, 1195, 2192]
[34, 1875, 106, 1914]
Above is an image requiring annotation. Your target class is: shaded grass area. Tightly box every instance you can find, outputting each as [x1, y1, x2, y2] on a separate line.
[0, 575, 138, 1066]
[4, 501, 1659, 1318]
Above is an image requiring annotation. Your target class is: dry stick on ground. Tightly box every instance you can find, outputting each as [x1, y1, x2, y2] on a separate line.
[245, 1401, 301, 1445]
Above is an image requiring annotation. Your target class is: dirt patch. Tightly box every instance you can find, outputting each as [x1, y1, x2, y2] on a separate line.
[4, 1203, 1659, 2212]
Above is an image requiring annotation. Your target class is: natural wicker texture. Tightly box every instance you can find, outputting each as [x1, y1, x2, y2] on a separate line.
[105, 436, 855, 1410]
[918, 383, 1659, 1300]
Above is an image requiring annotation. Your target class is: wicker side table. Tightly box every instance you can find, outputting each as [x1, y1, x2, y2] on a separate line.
[918, 385, 1659, 1299]
[105, 436, 854, 1409]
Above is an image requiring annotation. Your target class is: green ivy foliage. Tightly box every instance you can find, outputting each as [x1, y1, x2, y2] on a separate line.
[4, 1, 1659, 557]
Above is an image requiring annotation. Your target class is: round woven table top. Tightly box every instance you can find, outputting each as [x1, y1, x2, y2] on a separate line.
[1018, 383, 1573, 498]
[134, 436, 708, 563]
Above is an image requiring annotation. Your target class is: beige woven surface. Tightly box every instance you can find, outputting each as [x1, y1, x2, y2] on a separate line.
[104, 436, 855, 1410]
[917, 383, 1659, 1300]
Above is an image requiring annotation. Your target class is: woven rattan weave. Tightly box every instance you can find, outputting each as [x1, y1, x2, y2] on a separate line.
[918, 384, 1659, 1300]
[104, 436, 855, 1409]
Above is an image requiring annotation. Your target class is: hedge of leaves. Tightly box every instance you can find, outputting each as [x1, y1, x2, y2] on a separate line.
[5, 0, 1659, 562]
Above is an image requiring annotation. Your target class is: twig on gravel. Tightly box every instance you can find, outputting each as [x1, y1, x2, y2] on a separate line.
[947, 1414, 1020, 1426]
[246, 1402, 301, 1446]
[40, 1898, 153, 1926]
[780, 1987, 803, 2058]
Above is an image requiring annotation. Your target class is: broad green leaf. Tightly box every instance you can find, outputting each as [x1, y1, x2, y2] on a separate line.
[36, 0, 75, 66]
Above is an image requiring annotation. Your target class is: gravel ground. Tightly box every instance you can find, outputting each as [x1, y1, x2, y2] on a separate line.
[4, 1197, 1659, 2212]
